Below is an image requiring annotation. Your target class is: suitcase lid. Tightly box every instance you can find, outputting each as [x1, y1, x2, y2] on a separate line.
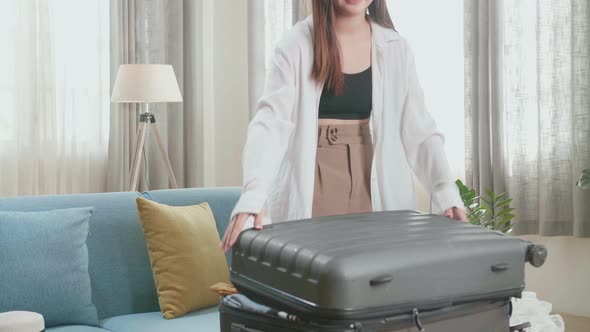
[230, 211, 529, 320]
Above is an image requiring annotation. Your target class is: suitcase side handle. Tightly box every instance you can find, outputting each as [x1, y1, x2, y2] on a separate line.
[491, 263, 511, 272]
[370, 274, 394, 286]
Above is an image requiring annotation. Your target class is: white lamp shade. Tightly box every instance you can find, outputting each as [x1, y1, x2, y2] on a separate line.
[111, 64, 183, 103]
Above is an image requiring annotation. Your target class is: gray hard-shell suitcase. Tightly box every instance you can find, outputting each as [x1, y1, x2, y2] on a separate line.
[224, 211, 546, 331]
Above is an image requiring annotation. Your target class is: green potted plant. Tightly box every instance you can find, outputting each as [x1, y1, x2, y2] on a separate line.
[456, 169, 587, 234]
[456, 180, 516, 234]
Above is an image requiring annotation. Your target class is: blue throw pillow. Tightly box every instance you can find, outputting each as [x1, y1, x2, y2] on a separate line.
[0, 207, 98, 328]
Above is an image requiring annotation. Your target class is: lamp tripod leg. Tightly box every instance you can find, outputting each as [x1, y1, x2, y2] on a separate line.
[151, 121, 178, 189]
[129, 120, 149, 191]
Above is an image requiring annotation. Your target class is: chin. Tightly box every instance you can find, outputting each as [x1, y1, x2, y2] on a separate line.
[335, 0, 373, 17]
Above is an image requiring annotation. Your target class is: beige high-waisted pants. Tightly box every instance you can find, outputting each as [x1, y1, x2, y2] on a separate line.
[312, 120, 374, 218]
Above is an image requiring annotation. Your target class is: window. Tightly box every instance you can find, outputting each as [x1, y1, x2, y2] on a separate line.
[389, 0, 466, 179]
[0, 0, 110, 196]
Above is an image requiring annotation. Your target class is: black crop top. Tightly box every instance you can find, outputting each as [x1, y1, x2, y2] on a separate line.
[318, 66, 372, 120]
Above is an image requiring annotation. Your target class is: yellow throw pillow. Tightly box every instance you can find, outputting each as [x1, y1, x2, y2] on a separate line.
[135, 197, 229, 319]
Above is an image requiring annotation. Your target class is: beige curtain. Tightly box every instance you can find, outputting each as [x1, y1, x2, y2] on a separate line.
[107, 0, 208, 191]
[107, 0, 139, 192]
[465, 0, 590, 237]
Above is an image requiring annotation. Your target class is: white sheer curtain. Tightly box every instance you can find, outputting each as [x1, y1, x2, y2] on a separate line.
[387, 0, 465, 211]
[465, 0, 590, 237]
[0, 0, 110, 197]
[248, 0, 310, 118]
[389, 0, 465, 180]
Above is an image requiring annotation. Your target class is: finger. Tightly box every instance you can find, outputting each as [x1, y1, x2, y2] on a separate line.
[222, 215, 240, 249]
[444, 208, 453, 218]
[253, 209, 265, 230]
[228, 214, 250, 250]
[457, 208, 469, 222]
[452, 207, 468, 222]
[220, 216, 236, 249]
[223, 214, 244, 252]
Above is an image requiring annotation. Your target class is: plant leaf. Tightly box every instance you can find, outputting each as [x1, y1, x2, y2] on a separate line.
[482, 218, 496, 228]
[468, 208, 487, 223]
[496, 192, 508, 200]
[462, 192, 477, 204]
[472, 205, 487, 214]
[480, 197, 491, 206]
[577, 171, 590, 190]
[484, 189, 496, 200]
[497, 214, 516, 229]
[496, 207, 515, 218]
[475, 206, 488, 215]
[495, 198, 513, 209]
[468, 202, 480, 210]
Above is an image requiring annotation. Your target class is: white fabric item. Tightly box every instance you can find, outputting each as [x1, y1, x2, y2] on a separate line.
[510, 292, 565, 332]
[0, 0, 110, 196]
[0, 311, 44, 332]
[232, 17, 462, 224]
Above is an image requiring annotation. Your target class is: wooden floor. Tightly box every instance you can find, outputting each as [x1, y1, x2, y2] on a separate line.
[560, 313, 590, 332]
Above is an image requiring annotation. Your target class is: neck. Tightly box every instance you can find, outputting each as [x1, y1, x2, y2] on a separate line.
[333, 13, 369, 36]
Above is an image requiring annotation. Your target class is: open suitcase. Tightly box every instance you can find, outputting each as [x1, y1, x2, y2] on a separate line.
[220, 211, 547, 332]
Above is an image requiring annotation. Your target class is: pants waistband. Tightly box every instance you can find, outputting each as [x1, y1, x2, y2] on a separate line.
[317, 123, 371, 146]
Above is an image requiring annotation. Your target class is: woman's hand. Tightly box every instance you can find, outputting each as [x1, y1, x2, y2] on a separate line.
[444, 206, 468, 222]
[220, 210, 265, 252]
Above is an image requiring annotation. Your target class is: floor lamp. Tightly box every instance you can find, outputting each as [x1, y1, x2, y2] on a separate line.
[111, 64, 183, 191]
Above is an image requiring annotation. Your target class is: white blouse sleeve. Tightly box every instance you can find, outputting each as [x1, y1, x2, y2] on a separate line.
[400, 45, 463, 214]
[230, 46, 297, 221]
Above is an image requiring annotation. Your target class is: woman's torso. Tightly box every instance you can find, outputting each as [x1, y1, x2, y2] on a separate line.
[264, 16, 419, 224]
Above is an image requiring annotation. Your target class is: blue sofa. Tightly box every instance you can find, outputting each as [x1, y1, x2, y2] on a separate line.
[0, 188, 241, 332]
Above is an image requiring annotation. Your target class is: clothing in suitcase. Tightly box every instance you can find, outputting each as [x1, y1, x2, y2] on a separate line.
[221, 210, 547, 331]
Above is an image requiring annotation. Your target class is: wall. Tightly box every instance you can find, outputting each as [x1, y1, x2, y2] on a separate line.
[213, 0, 249, 187]
[520, 235, 590, 317]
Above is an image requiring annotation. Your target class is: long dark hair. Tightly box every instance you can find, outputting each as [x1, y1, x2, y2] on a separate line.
[311, 0, 396, 94]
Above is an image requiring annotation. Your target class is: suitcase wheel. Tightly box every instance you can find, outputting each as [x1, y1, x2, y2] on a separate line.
[526, 244, 547, 267]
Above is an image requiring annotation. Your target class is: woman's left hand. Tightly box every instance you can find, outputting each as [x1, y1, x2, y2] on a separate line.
[444, 206, 468, 222]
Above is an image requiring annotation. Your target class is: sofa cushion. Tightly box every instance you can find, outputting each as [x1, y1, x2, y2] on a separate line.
[0, 207, 98, 327]
[0, 191, 158, 319]
[135, 197, 229, 319]
[0, 188, 241, 321]
[141, 188, 241, 264]
[100, 307, 220, 332]
[47, 326, 110, 332]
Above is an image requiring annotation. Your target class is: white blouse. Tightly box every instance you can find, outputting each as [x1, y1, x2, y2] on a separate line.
[231, 16, 463, 227]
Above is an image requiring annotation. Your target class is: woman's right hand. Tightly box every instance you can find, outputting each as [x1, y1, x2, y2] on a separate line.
[220, 210, 265, 252]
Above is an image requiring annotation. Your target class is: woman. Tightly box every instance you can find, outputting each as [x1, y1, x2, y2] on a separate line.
[221, 0, 467, 252]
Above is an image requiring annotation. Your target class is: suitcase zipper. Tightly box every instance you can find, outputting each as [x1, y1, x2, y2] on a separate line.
[232, 272, 519, 323]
